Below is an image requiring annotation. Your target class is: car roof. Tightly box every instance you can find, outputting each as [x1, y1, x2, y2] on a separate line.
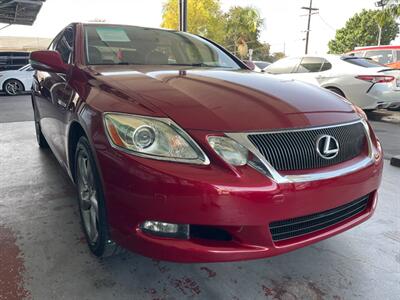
[351, 45, 400, 51]
[281, 54, 342, 60]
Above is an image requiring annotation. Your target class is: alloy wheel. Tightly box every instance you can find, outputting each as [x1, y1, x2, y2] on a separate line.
[77, 150, 99, 245]
[5, 80, 23, 95]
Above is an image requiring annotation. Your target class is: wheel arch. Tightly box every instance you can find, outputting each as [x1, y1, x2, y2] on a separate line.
[324, 85, 346, 98]
[67, 121, 88, 183]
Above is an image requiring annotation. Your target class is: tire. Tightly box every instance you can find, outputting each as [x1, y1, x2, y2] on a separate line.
[326, 87, 345, 98]
[33, 103, 49, 148]
[75, 136, 119, 257]
[387, 105, 400, 111]
[3, 79, 24, 96]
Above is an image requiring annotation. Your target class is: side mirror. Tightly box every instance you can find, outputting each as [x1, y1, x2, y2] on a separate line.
[30, 50, 68, 73]
[242, 60, 256, 71]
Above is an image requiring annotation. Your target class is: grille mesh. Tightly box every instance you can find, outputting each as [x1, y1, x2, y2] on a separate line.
[269, 195, 370, 241]
[248, 121, 366, 171]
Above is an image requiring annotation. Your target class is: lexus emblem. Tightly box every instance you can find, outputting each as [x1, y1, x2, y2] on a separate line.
[316, 135, 339, 160]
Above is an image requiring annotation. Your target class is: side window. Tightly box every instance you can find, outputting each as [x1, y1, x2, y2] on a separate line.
[296, 57, 325, 73]
[320, 59, 332, 71]
[266, 58, 301, 74]
[364, 50, 393, 65]
[55, 28, 74, 64]
[396, 51, 400, 62]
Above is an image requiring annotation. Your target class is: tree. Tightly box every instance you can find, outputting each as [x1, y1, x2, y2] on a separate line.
[160, 2, 265, 60]
[224, 6, 263, 58]
[328, 9, 399, 54]
[251, 42, 271, 61]
[161, 0, 225, 44]
[270, 52, 286, 62]
[387, 0, 400, 16]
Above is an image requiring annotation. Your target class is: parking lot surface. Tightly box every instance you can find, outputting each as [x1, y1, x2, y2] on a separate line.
[1, 96, 399, 299]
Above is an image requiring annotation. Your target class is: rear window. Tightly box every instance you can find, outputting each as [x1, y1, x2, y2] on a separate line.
[364, 50, 393, 64]
[265, 57, 301, 74]
[341, 57, 386, 68]
[296, 57, 323, 73]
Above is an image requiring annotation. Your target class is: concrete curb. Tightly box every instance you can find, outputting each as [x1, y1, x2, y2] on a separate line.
[390, 155, 400, 167]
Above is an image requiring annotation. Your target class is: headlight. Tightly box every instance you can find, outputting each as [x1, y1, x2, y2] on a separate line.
[104, 113, 209, 165]
[208, 136, 248, 166]
[352, 104, 368, 121]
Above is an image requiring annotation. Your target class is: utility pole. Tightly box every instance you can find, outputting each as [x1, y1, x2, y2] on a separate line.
[179, 0, 187, 32]
[301, 0, 319, 54]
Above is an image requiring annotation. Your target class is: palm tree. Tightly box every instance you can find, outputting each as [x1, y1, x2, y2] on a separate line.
[375, 0, 399, 45]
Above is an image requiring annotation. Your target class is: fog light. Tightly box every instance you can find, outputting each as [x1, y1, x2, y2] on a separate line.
[140, 221, 189, 239]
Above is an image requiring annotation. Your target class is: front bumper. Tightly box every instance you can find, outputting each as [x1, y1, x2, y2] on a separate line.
[96, 128, 383, 262]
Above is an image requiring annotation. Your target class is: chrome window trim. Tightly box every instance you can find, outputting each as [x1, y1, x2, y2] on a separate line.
[226, 119, 375, 183]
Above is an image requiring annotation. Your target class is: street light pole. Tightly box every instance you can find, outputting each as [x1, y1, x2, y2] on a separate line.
[179, 0, 187, 32]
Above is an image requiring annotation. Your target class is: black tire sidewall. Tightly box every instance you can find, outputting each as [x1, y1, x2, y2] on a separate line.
[75, 136, 109, 257]
[32, 103, 48, 148]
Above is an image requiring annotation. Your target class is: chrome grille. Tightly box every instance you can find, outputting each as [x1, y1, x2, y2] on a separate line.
[269, 194, 370, 241]
[248, 121, 366, 171]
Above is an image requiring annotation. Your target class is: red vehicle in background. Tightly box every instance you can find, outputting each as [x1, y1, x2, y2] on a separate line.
[348, 45, 400, 69]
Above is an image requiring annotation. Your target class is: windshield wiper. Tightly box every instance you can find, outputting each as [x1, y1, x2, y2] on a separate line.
[167, 63, 233, 68]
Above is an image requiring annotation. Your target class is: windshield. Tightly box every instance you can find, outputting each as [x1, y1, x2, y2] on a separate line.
[84, 25, 241, 69]
[18, 64, 31, 71]
[341, 57, 386, 68]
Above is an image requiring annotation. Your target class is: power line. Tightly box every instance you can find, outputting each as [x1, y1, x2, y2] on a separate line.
[301, 0, 319, 54]
[317, 14, 336, 31]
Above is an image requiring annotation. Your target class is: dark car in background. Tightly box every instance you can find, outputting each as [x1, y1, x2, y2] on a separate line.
[0, 51, 30, 71]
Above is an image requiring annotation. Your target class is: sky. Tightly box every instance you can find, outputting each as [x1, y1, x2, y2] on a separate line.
[0, 0, 398, 56]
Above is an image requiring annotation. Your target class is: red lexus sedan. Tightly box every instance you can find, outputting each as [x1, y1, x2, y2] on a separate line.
[30, 23, 383, 262]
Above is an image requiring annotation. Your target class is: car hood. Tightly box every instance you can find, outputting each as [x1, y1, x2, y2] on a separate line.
[88, 65, 358, 132]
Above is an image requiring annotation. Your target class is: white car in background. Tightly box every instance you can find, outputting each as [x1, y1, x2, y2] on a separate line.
[264, 55, 400, 110]
[0, 64, 34, 96]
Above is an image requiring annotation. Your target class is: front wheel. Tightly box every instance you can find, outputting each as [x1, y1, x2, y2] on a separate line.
[75, 136, 118, 257]
[3, 79, 24, 96]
